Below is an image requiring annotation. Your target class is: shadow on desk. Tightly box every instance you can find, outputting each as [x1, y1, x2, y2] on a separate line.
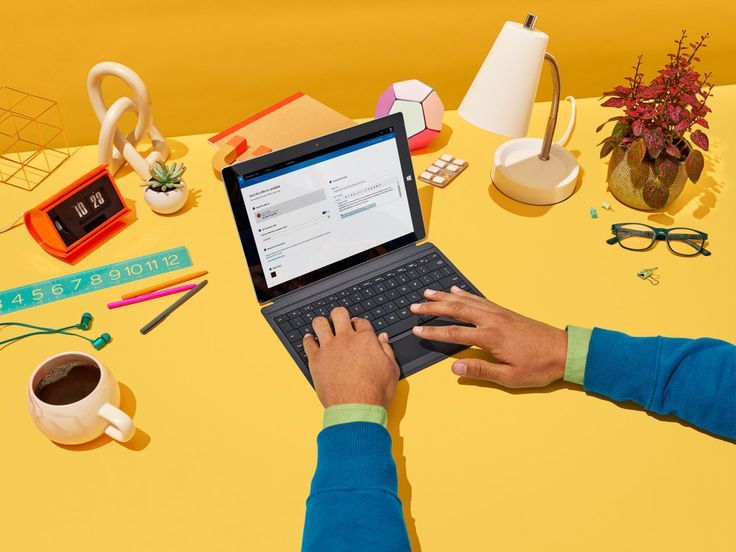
[453, 348, 735, 444]
[55, 382, 151, 452]
[388, 379, 422, 551]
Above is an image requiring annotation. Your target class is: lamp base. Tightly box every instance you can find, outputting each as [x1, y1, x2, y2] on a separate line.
[491, 138, 579, 205]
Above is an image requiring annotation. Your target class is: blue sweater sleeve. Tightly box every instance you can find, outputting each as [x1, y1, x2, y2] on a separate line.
[584, 328, 736, 440]
[302, 422, 410, 552]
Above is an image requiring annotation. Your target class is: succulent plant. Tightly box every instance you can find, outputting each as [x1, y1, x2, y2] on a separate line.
[143, 161, 186, 192]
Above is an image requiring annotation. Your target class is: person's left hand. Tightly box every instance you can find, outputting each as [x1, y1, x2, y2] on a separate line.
[305, 307, 400, 409]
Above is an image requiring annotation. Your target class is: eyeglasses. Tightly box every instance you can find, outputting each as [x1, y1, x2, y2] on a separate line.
[606, 223, 711, 257]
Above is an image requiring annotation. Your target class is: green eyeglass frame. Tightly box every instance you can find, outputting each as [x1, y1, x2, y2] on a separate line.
[606, 223, 711, 257]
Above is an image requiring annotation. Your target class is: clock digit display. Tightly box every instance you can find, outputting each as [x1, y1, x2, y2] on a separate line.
[46, 174, 124, 247]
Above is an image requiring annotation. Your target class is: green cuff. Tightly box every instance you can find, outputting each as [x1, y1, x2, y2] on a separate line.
[564, 326, 593, 386]
[323, 404, 388, 429]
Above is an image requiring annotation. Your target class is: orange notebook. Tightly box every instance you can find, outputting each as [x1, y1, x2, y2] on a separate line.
[209, 92, 355, 179]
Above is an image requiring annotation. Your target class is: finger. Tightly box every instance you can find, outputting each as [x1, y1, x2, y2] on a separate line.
[303, 333, 319, 357]
[411, 323, 479, 345]
[378, 332, 396, 361]
[330, 307, 353, 334]
[410, 297, 483, 324]
[311, 316, 334, 343]
[449, 286, 486, 302]
[352, 316, 373, 333]
[451, 358, 511, 384]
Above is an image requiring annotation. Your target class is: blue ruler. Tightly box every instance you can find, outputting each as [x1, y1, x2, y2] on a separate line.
[0, 246, 192, 317]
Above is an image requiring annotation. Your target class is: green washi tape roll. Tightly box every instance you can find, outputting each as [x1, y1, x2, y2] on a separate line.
[0, 246, 193, 316]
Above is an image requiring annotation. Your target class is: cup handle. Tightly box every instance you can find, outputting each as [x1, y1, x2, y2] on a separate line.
[98, 403, 135, 442]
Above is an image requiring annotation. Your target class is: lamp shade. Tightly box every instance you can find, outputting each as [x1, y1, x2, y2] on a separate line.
[459, 21, 548, 138]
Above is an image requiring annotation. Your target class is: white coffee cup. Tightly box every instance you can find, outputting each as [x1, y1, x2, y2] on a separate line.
[27, 351, 135, 445]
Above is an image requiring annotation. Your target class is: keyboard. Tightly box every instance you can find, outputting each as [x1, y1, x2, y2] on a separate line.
[270, 252, 472, 365]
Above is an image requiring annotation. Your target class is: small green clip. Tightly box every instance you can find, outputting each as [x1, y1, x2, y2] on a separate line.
[637, 267, 660, 285]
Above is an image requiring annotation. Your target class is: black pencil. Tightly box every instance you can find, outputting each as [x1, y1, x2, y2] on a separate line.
[139, 280, 208, 334]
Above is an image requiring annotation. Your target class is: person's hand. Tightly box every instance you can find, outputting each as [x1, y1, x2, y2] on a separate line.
[410, 287, 567, 388]
[305, 307, 400, 408]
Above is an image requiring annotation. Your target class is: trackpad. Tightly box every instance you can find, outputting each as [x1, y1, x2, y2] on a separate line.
[392, 317, 468, 365]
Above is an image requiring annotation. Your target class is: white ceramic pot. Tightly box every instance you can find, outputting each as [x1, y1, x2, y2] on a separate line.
[143, 179, 189, 214]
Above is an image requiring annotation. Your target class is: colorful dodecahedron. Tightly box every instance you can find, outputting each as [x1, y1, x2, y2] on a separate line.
[375, 79, 444, 151]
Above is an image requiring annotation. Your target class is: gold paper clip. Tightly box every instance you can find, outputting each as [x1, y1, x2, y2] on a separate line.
[637, 267, 660, 285]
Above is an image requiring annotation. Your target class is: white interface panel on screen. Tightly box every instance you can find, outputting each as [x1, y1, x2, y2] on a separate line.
[240, 132, 414, 288]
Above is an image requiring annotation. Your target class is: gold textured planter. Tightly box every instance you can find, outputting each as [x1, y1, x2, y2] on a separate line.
[607, 147, 688, 211]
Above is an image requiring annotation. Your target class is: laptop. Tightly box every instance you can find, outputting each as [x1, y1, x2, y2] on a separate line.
[222, 113, 484, 384]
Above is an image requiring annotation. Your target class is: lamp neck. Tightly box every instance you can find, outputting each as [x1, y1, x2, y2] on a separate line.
[539, 53, 560, 161]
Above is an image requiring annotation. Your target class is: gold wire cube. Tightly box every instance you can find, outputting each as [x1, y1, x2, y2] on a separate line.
[0, 87, 71, 191]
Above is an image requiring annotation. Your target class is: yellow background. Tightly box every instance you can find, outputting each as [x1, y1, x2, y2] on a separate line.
[0, 84, 734, 550]
[3, 0, 736, 146]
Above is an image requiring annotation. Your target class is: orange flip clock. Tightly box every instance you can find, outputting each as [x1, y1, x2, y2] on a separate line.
[24, 165, 131, 261]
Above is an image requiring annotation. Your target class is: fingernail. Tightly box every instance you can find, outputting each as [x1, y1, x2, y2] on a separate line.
[451, 285, 461, 293]
[379, 332, 388, 340]
[413, 326, 424, 334]
[410, 303, 421, 312]
[304, 333, 311, 338]
[424, 289, 437, 296]
[452, 362, 467, 375]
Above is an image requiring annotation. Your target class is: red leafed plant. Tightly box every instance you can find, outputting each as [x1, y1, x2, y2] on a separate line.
[597, 31, 713, 198]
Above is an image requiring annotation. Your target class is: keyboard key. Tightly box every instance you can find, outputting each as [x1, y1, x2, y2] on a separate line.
[300, 305, 314, 314]
[439, 274, 462, 289]
[348, 304, 365, 316]
[397, 284, 411, 295]
[288, 309, 301, 318]
[396, 274, 409, 283]
[407, 269, 419, 279]
[291, 315, 305, 327]
[371, 306, 386, 318]
[395, 296, 409, 307]
[312, 299, 326, 307]
[408, 280, 422, 290]
[278, 320, 293, 332]
[338, 289, 350, 297]
[375, 294, 388, 304]
[385, 278, 398, 288]
[420, 275, 434, 285]
[350, 292, 365, 303]
[385, 313, 398, 324]
[327, 294, 338, 302]
[373, 317, 387, 330]
[383, 301, 398, 313]
[374, 283, 387, 293]
[303, 312, 316, 322]
[362, 286, 376, 297]
[428, 252, 439, 259]
[362, 299, 376, 310]
[350, 285, 362, 293]
[338, 297, 352, 307]
[397, 308, 412, 319]
[440, 266, 453, 276]
[275, 315, 288, 324]
[315, 307, 329, 317]
[286, 330, 301, 342]
[406, 291, 421, 302]
[372, 275, 385, 283]
[386, 289, 399, 300]
[417, 265, 429, 275]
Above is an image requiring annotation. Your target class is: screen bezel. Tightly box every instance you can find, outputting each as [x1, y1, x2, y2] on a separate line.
[222, 113, 425, 304]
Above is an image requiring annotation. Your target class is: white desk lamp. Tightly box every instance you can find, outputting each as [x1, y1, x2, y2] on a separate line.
[459, 14, 579, 205]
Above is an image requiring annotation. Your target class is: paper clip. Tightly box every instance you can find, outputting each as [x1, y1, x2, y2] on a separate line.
[637, 267, 660, 285]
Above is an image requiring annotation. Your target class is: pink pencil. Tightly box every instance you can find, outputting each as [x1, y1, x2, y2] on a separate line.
[107, 284, 197, 309]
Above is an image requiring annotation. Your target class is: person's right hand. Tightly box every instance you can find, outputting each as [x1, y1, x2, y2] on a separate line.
[409, 287, 568, 388]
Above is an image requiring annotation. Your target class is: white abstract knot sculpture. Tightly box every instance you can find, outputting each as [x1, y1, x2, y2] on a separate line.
[87, 62, 169, 179]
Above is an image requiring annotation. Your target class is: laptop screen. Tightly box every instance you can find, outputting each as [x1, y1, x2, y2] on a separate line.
[223, 115, 425, 303]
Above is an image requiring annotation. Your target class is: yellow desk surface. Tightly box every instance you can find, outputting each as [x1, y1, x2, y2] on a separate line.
[1, 90, 734, 552]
